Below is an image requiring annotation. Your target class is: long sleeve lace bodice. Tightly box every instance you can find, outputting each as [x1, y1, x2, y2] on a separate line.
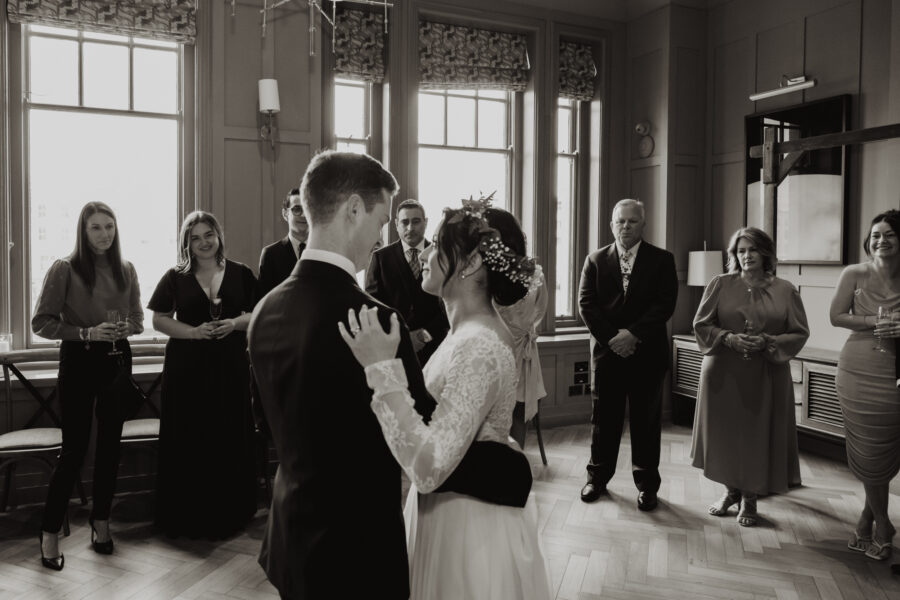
[364, 323, 518, 493]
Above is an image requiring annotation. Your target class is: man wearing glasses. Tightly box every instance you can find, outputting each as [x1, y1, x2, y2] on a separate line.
[258, 187, 309, 298]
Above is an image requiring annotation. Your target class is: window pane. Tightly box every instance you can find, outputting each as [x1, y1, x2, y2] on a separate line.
[29, 37, 79, 106]
[83, 31, 129, 42]
[30, 25, 77, 37]
[337, 140, 368, 154]
[334, 84, 366, 138]
[135, 38, 177, 48]
[417, 93, 444, 145]
[453, 90, 476, 97]
[478, 89, 507, 100]
[558, 106, 572, 153]
[446, 97, 475, 147]
[418, 148, 508, 240]
[134, 48, 178, 113]
[555, 156, 575, 317]
[83, 43, 130, 109]
[28, 109, 179, 342]
[477, 99, 506, 149]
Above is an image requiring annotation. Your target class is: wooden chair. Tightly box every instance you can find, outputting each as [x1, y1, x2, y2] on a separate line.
[531, 402, 547, 466]
[0, 348, 86, 535]
[119, 344, 166, 453]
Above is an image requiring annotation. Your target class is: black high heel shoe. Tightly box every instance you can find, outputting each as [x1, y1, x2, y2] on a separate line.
[39, 531, 65, 571]
[89, 517, 114, 555]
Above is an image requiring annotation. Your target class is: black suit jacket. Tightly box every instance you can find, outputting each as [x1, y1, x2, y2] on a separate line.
[257, 236, 301, 299]
[248, 259, 530, 599]
[578, 241, 678, 375]
[365, 240, 448, 364]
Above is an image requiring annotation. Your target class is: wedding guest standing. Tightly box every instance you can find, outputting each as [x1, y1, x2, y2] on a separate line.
[33, 202, 143, 569]
[488, 210, 548, 450]
[830, 209, 900, 561]
[150, 211, 258, 539]
[578, 198, 677, 511]
[691, 227, 809, 527]
[258, 187, 308, 298]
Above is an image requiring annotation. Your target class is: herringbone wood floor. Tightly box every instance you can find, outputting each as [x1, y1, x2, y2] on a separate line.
[1, 423, 900, 599]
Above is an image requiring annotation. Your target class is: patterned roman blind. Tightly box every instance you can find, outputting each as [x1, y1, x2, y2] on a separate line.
[333, 7, 386, 83]
[559, 41, 597, 101]
[419, 20, 530, 91]
[6, 0, 198, 44]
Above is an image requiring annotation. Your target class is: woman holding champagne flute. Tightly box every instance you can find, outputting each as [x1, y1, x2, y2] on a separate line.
[691, 227, 809, 527]
[32, 202, 143, 569]
[150, 211, 259, 539]
[830, 209, 900, 561]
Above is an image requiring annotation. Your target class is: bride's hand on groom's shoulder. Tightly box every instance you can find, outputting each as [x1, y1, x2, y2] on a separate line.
[338, 306, 401, 367]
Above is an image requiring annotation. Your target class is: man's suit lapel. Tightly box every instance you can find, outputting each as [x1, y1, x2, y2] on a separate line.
[625, 243, 650, 300]
[605, 246, 624, 295]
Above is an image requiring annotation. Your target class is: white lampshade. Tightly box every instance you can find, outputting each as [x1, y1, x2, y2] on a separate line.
[258, 79, 280, 113]
[687, 250, 723, 287]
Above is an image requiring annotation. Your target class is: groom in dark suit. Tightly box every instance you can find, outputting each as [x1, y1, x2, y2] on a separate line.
[366, 199, 449, 364]
[257, 187, 308, 299]
[248, 151, 530, 600]
[578, 199, 677, 511]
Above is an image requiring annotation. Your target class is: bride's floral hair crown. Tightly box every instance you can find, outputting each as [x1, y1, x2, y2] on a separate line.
[444, 192, 538, 290]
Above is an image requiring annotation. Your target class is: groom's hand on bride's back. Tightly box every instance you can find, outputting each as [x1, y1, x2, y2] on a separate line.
[436, 442, 533, 508]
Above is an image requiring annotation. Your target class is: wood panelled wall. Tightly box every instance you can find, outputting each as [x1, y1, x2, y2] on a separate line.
[206, 0, 322, 272]
[702, 0, 900, 352]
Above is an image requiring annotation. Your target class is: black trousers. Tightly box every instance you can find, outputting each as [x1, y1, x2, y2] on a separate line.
[41, 340, 130, 533]
[587, 354, 664, 493]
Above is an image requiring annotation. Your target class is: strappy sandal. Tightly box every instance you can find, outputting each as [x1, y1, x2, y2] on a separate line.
[848, 529, 873, 552]
[708, 490, 741, 516]
[865, 539, 893, 561]
[737, 495, 757, 527]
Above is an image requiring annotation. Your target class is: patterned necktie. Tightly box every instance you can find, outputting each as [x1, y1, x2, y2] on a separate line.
[408, 248, 421, 280]
[296, 242, 304, 260]
[620, 249, 633, 294]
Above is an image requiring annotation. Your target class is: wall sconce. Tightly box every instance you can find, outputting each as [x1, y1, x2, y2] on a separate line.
[749, 75, 816, 102]
[687, 243, 723, 288]
[634, 121, 654, 158]
[259, 78, 280, 150]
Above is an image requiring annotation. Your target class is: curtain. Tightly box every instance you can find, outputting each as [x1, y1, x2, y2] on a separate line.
[419, 20, 530, 91]
[333, 8, 386, 83]
[6, 0, 198, 44]
[559, 41, 597, 101]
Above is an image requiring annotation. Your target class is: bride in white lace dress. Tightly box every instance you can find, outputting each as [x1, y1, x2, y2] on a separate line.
[340, 201, 552, 599]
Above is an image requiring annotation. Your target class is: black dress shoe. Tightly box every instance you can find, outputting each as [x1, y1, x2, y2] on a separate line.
[90, 518, 114, 555]
[637, 491, 658, 512]
[39, 532, 65, 571]
[580, 482, 605, 503]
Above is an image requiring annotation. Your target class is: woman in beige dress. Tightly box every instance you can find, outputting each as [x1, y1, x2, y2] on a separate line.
[691, 227, 809, 527]
[830, 209, 900, 561]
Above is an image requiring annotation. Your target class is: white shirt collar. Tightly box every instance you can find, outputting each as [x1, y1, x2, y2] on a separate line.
[616, 239, 642, 259]
[287, 233, 305, 257]
[300, 248, 357, 280]
[400, 239, 426, 255]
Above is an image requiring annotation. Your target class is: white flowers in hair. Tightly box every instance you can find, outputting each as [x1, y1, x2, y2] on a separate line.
[446, 193, 540, 290]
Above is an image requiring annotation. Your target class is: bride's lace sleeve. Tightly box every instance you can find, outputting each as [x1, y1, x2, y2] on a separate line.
[364, 342, 507, 492]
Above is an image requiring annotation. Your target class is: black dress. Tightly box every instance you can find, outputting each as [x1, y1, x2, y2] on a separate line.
[148, 260, 258, 539]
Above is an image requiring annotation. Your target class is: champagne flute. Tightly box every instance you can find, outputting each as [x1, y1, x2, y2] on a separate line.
[209, 297, 223, 321]
[742, 319, 755, 361]
[874, 306, 893, 353]
[106, 309, 122, 356]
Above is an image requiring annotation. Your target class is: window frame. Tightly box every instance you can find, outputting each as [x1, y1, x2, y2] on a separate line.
[3, 22, 193, 350]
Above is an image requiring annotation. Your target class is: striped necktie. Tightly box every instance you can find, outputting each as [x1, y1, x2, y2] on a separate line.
[408, 248, 421, 279]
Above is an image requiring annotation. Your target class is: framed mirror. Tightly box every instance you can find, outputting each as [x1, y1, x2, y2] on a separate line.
[745, 94, 850, 265]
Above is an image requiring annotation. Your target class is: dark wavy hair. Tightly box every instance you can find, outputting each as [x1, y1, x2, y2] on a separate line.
[68, 202, 127, 292]
[176, 211, 226, 274]
[300, 150, 398, 226]
[863, 209, 900, 256]
[725, 226, 776, 275]
[436, 207, 529, 306]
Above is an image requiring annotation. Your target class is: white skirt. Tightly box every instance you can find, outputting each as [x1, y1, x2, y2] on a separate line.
[404, 487, 552, 600]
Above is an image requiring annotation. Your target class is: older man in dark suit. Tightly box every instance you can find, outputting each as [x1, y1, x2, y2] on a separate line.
[257, 187, 308, 298]
[248, 151, 530, 600]
[578, 198, 678, 512]
[365, 199, 448, 365]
